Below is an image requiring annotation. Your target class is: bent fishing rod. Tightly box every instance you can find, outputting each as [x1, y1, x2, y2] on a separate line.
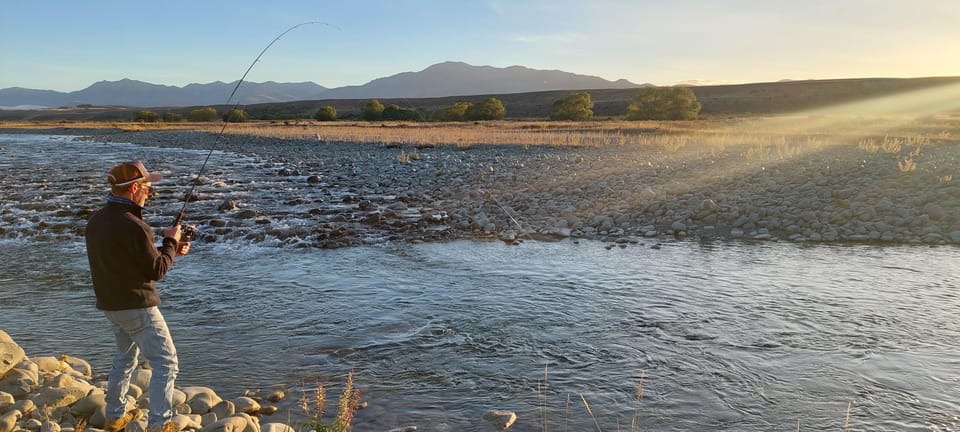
[172, 21, 332, 238]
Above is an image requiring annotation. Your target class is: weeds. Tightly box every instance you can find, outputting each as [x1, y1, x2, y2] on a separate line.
[300, 372, 361, 432]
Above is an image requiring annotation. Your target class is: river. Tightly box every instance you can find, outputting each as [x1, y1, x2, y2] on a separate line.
[1, 134, 959, 431]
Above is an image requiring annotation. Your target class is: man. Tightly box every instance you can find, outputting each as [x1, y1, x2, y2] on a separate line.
[85, 160, 190, 432]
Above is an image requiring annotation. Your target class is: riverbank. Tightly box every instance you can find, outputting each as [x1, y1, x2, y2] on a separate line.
[2, 124, 959, 247]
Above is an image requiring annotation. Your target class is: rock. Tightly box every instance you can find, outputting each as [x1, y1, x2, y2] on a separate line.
[0, 332, 26, 377]
[257, 406, 277, 416]
[12, 399, 35, 417]
[70, 390, 105, 418]
[200, 413, 218, 427]
[264, 391, 284, 403]
[219, 199, 239, 212]
[39, 386, 88, 408]
[260, 424, 295, 432]
[24, 418, 42, 431]
[170, 414, 202, 431]
[482, 410, 517, 430]
[184, 387, 222, 415]
[0, 409, 21, 432]
[199, 413, 258, 432]
[123, 368, 149, 395]
[232, 397, 259, 415]
[59, 356, 92, 378]
[306, 175, 322, 184]
[210, 401, 235, 420]
[0, 368, 36, 397]
[40, 420, 60, 432]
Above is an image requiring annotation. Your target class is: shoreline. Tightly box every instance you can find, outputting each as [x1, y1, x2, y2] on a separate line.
[3, 126, 959, 247]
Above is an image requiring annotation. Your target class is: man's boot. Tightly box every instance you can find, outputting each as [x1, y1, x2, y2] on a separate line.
[102, 409, 142, 432]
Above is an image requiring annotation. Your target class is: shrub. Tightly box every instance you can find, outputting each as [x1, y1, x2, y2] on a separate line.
[161, 112, 181, 122]
[433, 101, 472, 122]
[550, 92, 594, 121]
[625, 87, 701, 120]
[133, 110, 159, 122]
[361, 99, 384, 121]
[382, 104, 425, 121]
[314, 106, 337, 121]
[186, 107, 218, 122]
[465, 97, 506, 121]
[224, 109, 248, 122]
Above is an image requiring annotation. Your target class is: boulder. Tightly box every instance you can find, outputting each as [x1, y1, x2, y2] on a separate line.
[0, 368, 37, 397]
[232, 397, 259, 415]
[209, 401, 235, 420]
[0, 332, 25, 378]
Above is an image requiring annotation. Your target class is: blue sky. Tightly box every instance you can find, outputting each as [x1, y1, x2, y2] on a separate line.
[2, 0, 957, 92]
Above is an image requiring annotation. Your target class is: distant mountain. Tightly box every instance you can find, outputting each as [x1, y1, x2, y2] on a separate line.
[0, 62, 639, 108]
[320, 61, 640, 99]
[0, 79, 329, 108]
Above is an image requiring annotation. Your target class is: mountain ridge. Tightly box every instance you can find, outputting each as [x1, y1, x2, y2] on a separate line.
[0, 61, 639, 108]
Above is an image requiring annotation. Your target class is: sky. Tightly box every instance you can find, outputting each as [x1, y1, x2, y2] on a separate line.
[1, 0, 957, 92]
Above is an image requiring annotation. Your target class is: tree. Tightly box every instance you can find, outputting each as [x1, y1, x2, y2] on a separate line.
[187, 107, 218, 122]
[550, 92, 594, 121]
[361, 99, 384, 121]
[625, 87, 701, 120]
[382, 104, 426, 121]
[224, 109, 248, 122]
[314, 105, 337, 121]
[465, 98, 506, 121]
[133, 110, 159, 122]
[161, 112, 182, 122]
[433, 101, 472, 122]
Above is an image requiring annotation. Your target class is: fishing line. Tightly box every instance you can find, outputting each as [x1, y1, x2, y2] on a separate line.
[173, 21, 335, 231]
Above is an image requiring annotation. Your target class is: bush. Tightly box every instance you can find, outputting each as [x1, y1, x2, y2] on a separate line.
[550, 92, 594, 121]
[382, 104, 426, 121]
[432, 102, 472, 122]
[314, 106, 337, 121]
[465, 98, 506, 121]
[133, 110, 159, 122]
[161, 112, 181, 122]
[186, 107, 218, 122]
[361, 99, 384, 121]
[224, 109, 248, 122]
[625, 87, 701, 120]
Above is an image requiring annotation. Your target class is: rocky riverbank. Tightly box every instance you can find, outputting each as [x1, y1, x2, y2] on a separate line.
[4, 127, 960, 247]
[0, 330, 518, 432]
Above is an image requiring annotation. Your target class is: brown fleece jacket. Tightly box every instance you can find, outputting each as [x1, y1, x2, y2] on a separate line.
[85, 200, 178, 310]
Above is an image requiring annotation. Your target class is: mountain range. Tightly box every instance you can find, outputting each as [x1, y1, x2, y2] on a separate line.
[0, 61, 640, 109]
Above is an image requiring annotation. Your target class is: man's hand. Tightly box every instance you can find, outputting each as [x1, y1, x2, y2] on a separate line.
[163, 224, 182, 243]
[177, 242, 190, 256]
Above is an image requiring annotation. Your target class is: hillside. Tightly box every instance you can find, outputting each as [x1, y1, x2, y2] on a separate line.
[1, 76, 958, 122]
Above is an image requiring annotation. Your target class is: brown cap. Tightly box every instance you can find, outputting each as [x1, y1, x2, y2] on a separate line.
[107, 160, 163, 187]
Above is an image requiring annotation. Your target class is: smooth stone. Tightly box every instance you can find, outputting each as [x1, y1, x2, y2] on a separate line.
[209, 401, 235, 420]
[0, 333, 25, 377]
[232, 397, 259, 415]
[482, 410, 517, 430]
[40, 420, 61, 432]
[260, 424, 295, 432]
[130, 368, 151, 392]
[264, 391, 284, 403]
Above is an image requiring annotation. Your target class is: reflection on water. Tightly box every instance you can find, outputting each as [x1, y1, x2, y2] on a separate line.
[3, 134, 960, 431]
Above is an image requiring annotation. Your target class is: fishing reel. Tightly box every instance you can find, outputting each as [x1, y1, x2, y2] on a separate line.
[181, 224, 197, 242]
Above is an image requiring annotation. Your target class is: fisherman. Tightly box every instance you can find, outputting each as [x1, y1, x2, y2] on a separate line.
[85, 160, 190, 432]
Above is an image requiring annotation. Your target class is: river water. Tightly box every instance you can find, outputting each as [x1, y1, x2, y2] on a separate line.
[1, 134, 960, 431]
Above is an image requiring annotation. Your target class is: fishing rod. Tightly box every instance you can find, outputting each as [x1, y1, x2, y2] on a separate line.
[172, 21, 332, 239]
